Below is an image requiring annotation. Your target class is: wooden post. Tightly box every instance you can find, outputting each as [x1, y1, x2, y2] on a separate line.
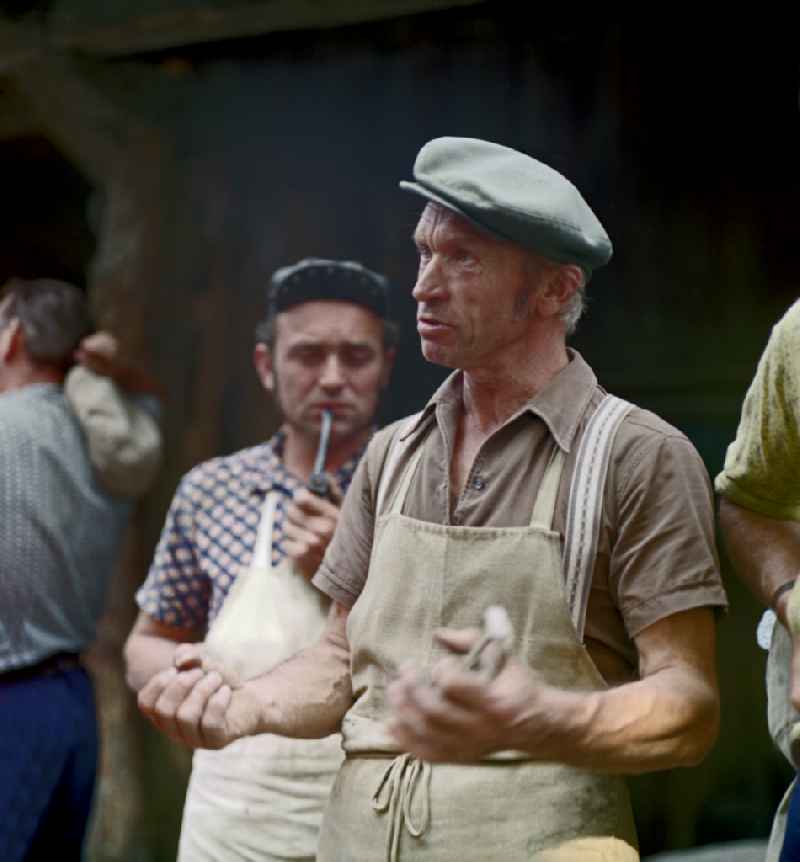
[6, 53, 186, 860]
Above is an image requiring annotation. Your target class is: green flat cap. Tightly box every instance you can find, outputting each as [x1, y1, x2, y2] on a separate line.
[400, 137, 612, 275]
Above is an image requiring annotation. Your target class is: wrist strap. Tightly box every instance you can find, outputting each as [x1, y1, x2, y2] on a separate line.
[771, 578, 797, 611]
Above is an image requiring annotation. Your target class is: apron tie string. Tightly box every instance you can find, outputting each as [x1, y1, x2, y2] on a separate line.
[371, 753, 431, 862]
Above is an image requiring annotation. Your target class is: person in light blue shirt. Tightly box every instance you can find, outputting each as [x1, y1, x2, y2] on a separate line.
[0, 277, 161, 862]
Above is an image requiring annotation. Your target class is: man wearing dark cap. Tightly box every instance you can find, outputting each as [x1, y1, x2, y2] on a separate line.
[139, 139, 725, 861]
[125, 259, 395, 861]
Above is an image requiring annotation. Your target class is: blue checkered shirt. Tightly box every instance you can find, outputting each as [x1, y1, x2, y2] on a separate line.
[136, 431, 367, 631]
[0, 384, 132, 671]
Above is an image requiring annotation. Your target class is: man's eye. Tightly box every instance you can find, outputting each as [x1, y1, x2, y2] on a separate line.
[293, 347, 324, 365]
[341, 347, 375, 367]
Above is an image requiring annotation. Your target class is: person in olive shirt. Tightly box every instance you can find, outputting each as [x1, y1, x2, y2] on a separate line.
[716, 298, 800, 862]
[138, 138, 727, 861]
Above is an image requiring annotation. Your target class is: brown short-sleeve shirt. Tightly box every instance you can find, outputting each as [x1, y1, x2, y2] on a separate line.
[315, 350, 726, 681]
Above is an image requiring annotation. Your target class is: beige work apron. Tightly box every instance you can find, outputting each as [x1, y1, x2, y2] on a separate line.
[318, 428, 638, 861]
[765, 620, 800, 862]
[178, 492, 344, 862]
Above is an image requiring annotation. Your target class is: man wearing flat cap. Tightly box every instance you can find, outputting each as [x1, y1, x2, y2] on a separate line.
[125, 259, 396, 861]
[139, 139, 726, 861]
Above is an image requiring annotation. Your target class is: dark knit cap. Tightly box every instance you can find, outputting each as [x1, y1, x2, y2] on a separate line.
[269, 258, 389, 319]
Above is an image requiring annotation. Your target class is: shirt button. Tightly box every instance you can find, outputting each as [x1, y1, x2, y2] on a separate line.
[471, 476, 485, 491]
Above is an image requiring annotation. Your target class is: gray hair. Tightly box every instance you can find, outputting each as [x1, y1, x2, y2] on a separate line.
[560, 273, 587, 336]
[0, 278, 92, 367]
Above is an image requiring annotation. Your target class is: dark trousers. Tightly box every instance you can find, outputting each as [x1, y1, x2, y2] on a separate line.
[0, 664, 98, 862]
[781, 778, 800, 862]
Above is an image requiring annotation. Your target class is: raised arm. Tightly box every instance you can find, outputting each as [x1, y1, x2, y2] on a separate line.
[66, 331, 162, 498]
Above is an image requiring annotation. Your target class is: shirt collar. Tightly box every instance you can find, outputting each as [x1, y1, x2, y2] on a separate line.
[241, 427, 371, 494]
[399, 349, 597, 453]
[0, 382, 61, 404]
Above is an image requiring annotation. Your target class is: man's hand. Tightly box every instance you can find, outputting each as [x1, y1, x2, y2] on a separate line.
[387, 628, 552, 763]
[74, 331, 119, 377]
[388, 609, 719, 773]
[137, 664, 261, 750]
[284, 483, 342, 580]
[173, 642, 205, 671]
[136, 605, 352, 746]
[74, 330, 162, 395]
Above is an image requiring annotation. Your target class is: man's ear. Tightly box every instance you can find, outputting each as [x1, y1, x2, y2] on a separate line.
[380, 347, 396, 388]
[0, 318, 22, 364]
[253, 343, 275, 393]
[537, 265, 582, 321]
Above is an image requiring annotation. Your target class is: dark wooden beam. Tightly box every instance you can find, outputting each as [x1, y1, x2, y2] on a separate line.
[7, 55, 145, 184]
[0, 79, 40, 139]
[1, 0, 484, 61]
[0, 18, 42, 72]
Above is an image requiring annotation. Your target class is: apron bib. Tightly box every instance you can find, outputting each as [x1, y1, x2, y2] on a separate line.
[765, 621, 800, 862]
[319, 411, 638, 862]
[179, 492, 344, 862]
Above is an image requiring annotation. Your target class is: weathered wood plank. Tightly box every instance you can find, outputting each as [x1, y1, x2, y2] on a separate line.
[0, 81, 40, 140]
[8, 56, 139, 185]
[1, 1, 485, 62]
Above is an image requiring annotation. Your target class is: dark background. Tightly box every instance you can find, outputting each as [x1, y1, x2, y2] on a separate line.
[1, 4, 798, 858]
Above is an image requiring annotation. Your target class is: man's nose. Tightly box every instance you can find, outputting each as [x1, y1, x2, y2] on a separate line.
[319, 354, 345, 388]
[412, 257, 446, 304]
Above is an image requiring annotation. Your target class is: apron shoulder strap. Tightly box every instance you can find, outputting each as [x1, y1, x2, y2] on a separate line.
[562, 394, 634, 642]
[373, 412, 426, 519]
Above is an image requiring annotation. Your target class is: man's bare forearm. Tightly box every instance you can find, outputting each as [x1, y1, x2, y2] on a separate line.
[526, 609, 719, 773]
[389, 608, 719, 772]
[235, 643, 351, 739]
[125, 635, 178, 692]
[228, 602, 353, 740]
[124, 612, 200, 692]
[719, 498, 800, 624]
[529, 609, 719, 773]
[513, 664, 718, 774]
[136, 603, 353, 749]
